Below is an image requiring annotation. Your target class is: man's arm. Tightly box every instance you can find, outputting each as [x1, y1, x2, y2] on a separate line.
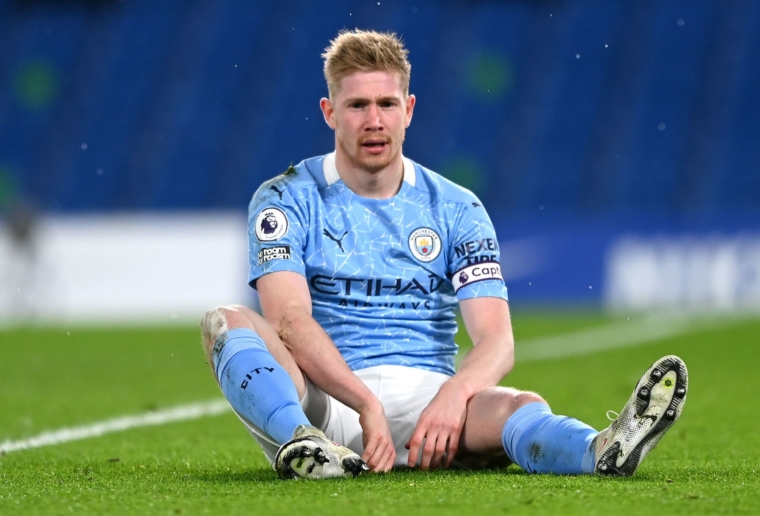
[257, 270, 396, 472]
[406, 296, 514, 469]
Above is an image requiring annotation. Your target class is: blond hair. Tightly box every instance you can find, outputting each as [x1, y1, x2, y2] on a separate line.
[322, 29, 411, 99]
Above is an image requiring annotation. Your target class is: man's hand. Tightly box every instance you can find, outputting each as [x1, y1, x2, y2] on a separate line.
[405, 381, 468, 470]
[358, 400, 396, 472]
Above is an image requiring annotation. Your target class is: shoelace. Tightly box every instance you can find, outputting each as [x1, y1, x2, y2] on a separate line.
[606, 410, 619, 422]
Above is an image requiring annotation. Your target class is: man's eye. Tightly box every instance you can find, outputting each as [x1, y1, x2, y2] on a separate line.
[351, 102, 366, 109]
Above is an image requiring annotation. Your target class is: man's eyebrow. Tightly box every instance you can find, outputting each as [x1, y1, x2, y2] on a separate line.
[343, 95, 402, 105]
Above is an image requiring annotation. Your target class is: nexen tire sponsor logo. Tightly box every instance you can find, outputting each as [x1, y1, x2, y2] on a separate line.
[452, 263, 503, 292]
[258, 245, 291, 265]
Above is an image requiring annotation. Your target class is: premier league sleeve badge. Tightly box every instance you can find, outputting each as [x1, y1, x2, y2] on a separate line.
[254, 207, 289, 242]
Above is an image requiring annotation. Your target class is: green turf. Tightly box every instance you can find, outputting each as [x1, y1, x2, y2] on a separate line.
[1, 314, 758, 515]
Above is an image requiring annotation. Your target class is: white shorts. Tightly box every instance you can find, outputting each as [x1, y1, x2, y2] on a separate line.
[236, 365, 450, 468]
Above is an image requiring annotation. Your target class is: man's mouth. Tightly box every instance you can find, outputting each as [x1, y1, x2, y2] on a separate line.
[361, 139, 388, 154]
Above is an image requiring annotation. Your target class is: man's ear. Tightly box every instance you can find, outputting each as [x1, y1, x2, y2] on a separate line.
[405, 94, 416, 128]
[320, 98, 336, 129]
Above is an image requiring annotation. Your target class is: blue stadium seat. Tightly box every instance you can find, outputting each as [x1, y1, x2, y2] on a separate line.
[0, 0, 757, 227]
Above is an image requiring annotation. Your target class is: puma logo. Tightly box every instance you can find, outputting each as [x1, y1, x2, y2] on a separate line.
[323, 229, 349, 252]
[269, 185, 285, 200]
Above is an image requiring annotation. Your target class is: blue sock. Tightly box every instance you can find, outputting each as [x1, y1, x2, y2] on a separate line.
[501, 402, 598, 474]
[213, 328, 310, 444]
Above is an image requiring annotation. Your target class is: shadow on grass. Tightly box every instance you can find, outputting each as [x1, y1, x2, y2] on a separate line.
[188, 462, 756, 491]
[193, 464, 529, 486]
[195, 467, 281, 484]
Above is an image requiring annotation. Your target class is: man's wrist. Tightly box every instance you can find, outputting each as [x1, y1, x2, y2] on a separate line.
[355, 394, 384, 415]
[442, 374, 484, 402]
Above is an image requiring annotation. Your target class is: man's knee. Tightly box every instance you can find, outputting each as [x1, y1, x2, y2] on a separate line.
[200, 304, 257, 358]
[481, 387, 547, 424]
[458, 387, 548, 461]
[511, 390, 547, 411]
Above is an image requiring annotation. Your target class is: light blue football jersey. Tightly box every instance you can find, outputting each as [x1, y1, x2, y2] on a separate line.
[248, 153, 508, 376]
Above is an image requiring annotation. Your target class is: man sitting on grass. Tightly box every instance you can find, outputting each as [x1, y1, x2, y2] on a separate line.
[200, 29, 688, 479]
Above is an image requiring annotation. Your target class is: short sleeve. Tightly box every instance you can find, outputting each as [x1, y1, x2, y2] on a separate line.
[447, 201, 509, 301]
[247, 179, 308, 288]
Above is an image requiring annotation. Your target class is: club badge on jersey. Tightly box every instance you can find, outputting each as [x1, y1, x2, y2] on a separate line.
[255, 207, 288, 242]
[408, 227, 441, 262]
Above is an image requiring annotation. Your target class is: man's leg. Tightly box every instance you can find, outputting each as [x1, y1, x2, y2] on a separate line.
[200, 305, 310, 444]
[455, 387, 597, 474]
[200, 305, 368, 479]
[456, 355, 688, 476]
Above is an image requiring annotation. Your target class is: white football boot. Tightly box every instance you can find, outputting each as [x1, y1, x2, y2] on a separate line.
[274, 425, 369, 480]
[594, 355, 688, 476]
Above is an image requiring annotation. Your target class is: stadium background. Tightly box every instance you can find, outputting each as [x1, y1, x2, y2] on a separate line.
[1, 0, 759, 323]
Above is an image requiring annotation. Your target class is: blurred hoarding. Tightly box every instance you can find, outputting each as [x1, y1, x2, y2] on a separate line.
[0, 213, 251, 324]
[2, 213, 758, 323]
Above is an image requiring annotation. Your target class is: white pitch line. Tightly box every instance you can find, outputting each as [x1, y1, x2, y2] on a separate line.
[0, 400, 230, 455]
[0, 313, 735, 455]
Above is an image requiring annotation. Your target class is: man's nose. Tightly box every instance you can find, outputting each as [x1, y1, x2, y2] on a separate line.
[365, 103, 382, 129]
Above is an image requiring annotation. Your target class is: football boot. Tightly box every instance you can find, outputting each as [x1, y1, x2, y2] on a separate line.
[594, 355, 688, 476]
[274, 425, 369, 480]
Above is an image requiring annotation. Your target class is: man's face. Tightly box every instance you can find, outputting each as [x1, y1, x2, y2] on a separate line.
[321, 70, 415, 174]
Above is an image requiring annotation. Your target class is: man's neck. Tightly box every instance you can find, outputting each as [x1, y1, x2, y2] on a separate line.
[333, 149, 404, 200]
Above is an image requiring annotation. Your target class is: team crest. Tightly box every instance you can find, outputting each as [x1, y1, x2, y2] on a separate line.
[408, 227, 442, 262]
[254, 207, 288, 242]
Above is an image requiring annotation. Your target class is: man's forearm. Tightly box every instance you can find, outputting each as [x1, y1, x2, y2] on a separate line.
[273, 306, 381, 413]
[447, 333, 514, 400]
[452, 297, 515, 400]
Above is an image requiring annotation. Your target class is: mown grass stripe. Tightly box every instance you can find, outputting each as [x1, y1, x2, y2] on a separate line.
[516, 313, 727, 362]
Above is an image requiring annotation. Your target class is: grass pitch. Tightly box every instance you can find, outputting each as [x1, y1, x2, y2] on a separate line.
[1, 312, 758, 515]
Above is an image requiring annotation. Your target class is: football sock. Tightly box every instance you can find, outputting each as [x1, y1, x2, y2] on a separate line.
[213, 328, 310, 444]
[501, 402, 598, 474]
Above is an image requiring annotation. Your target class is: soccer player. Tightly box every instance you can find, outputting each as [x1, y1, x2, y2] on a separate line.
[200, 29, 688, 479]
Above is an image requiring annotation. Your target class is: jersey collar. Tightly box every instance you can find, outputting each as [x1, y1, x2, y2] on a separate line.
[322, 151, 416, 188]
